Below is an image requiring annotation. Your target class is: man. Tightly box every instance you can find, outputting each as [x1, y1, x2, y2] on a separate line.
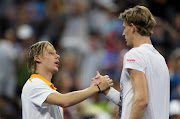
[95, 5, 170, 119]
[21, 41, 113, 119]
[0, 29, 17, 99]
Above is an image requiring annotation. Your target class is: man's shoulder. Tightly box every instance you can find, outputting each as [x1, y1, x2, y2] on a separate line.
[22, 78, 48, 92]
[125, 47, 143, 57]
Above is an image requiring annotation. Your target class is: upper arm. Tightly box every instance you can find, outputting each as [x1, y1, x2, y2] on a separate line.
[124, 50, 148, 100]
[128, 69, 149, 101]
[45, 92, 65, 106]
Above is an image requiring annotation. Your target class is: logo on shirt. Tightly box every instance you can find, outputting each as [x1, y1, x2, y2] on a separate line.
[127, 59, 135, 62]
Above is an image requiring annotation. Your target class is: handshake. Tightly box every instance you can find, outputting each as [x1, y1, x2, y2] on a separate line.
[90, 71, 114, 93]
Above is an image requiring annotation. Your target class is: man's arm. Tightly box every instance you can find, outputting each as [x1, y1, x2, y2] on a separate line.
[91, 71, 120, 105]
[45, 76, 113, 107]
[128, 69, 149, 119]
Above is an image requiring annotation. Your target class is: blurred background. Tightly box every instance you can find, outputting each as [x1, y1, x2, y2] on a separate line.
[0, 0, 179, 119]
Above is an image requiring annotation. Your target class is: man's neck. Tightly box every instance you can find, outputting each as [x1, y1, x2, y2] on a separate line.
[133, 35, 152, 48]
[36, 71, 53, 82]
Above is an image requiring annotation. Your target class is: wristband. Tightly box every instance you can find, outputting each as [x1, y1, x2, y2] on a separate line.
[97, 85, 101, 93]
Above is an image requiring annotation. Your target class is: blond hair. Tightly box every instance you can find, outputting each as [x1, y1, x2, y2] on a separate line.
[119, 5, 156, 36]
[27, 41, 54, 73]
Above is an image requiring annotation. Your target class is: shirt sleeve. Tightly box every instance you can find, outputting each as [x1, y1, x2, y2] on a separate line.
[124, 50, 146, 73]
[29, 83, 57, 107]
[105, 87, 120, 105]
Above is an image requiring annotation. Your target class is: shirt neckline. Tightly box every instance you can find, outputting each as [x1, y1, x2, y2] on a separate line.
[29, 74, 57, 90]
[140, 43, 153, 47]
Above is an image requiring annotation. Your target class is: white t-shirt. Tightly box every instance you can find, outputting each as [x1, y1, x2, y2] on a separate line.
[106, 44, 170, 119]
[21, 75, 64, 119]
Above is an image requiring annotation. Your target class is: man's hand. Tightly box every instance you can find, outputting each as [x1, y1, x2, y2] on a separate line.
[90, 71, 112, 95]
[98, 75, 114, 91]
[90, 71, 101, 86]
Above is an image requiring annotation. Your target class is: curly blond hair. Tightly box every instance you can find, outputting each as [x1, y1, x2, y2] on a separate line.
[119, 5, 156, 36]
[27, 41, 54, 73]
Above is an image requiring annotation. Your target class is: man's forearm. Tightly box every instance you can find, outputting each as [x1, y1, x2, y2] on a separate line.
[46, 86, 99, 107]
[129, 98, 148, 119]
[61, 86, 99, 107]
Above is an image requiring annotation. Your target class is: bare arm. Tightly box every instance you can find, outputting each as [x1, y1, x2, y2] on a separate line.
[128, 69, 149, 119]
[45, 76, 113, 107]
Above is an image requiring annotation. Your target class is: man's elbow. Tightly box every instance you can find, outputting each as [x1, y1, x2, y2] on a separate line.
[141, 98, 149, 108]
[135, 97, 149, 108]
[60, 102, 71, 108]
[140, 97, 149, 108]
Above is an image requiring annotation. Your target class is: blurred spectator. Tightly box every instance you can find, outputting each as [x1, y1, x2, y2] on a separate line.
[80, 31, 105, 89]
[169, 48, 180, 97]
[0, 29, 18, 99]
[60, 1, 89, 54]
[171, 12, 180, 48]
[16, 24, 35, 96]
[38, 0, 66, 43]
[0, 0, 15, 17]
[0, 95, 20, 119]
[148, 0, 174, 22]
[170, 100, 180, 119]
[151, 16, 173, 59]
[88, 0, 118, 32]
[55, 51, 79, 91]
[169, 48, 180, 100]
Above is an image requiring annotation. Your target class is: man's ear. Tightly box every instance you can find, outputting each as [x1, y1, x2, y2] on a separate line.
[34, 55, 41, 63]
[131, 23, 137, 33]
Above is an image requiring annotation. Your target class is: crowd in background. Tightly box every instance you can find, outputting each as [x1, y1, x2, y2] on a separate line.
[0, 0, 179, 119]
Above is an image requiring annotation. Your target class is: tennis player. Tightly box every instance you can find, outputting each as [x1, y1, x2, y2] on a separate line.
[94, 5, 170, 119]
[21, 41, 113, 119]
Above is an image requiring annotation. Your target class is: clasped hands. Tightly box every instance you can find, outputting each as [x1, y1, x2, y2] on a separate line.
[91, 71, 113, 93]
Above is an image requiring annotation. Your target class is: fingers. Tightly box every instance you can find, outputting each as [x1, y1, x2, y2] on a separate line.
[104, 75, 109, 78]
[109, 82, 114, 87]
[100, 75, 109, 81]
[96, 71, 100, 76]
[106, 78, 113, 84]
[106, 78, 113, 87]
[91, 78, 101, 86]
[95, 71, 101, 79]
[98, 77, 114, 92]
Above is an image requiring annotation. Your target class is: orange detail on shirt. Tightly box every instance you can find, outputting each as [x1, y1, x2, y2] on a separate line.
[28, 74, 57, 90]
[28, 74, 64, 119]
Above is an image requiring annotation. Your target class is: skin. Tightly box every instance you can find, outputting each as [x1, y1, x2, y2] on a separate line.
[34, 45, 114, 108]
[128, 69, 149, 119]
[93, 21, 150, 119]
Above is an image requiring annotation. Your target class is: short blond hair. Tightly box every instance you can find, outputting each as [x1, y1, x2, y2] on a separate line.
[119, 5, 156, 36]
[27, 41, 54, 73]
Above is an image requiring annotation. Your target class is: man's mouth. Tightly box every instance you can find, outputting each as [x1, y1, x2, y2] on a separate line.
[55, 61, 59, 65]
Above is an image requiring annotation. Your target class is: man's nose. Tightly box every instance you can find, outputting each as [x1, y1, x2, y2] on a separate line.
[56, 54, 60, 59]
[122, 32, 125, 37]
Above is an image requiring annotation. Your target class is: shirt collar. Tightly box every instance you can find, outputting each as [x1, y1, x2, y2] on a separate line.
[29, 74, 57, 90]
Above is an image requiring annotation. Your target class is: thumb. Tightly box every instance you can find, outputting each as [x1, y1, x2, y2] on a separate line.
[95, 71, 101, 79]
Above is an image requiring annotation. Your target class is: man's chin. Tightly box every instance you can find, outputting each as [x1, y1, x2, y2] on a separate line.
[52, 68, 59, 74]
[126, 43, 132, 47]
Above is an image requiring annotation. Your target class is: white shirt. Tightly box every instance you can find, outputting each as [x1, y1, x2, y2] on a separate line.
[21, 75, 64, 119]
[0, 40, 17, 81]
[106, 44, 170, 119]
